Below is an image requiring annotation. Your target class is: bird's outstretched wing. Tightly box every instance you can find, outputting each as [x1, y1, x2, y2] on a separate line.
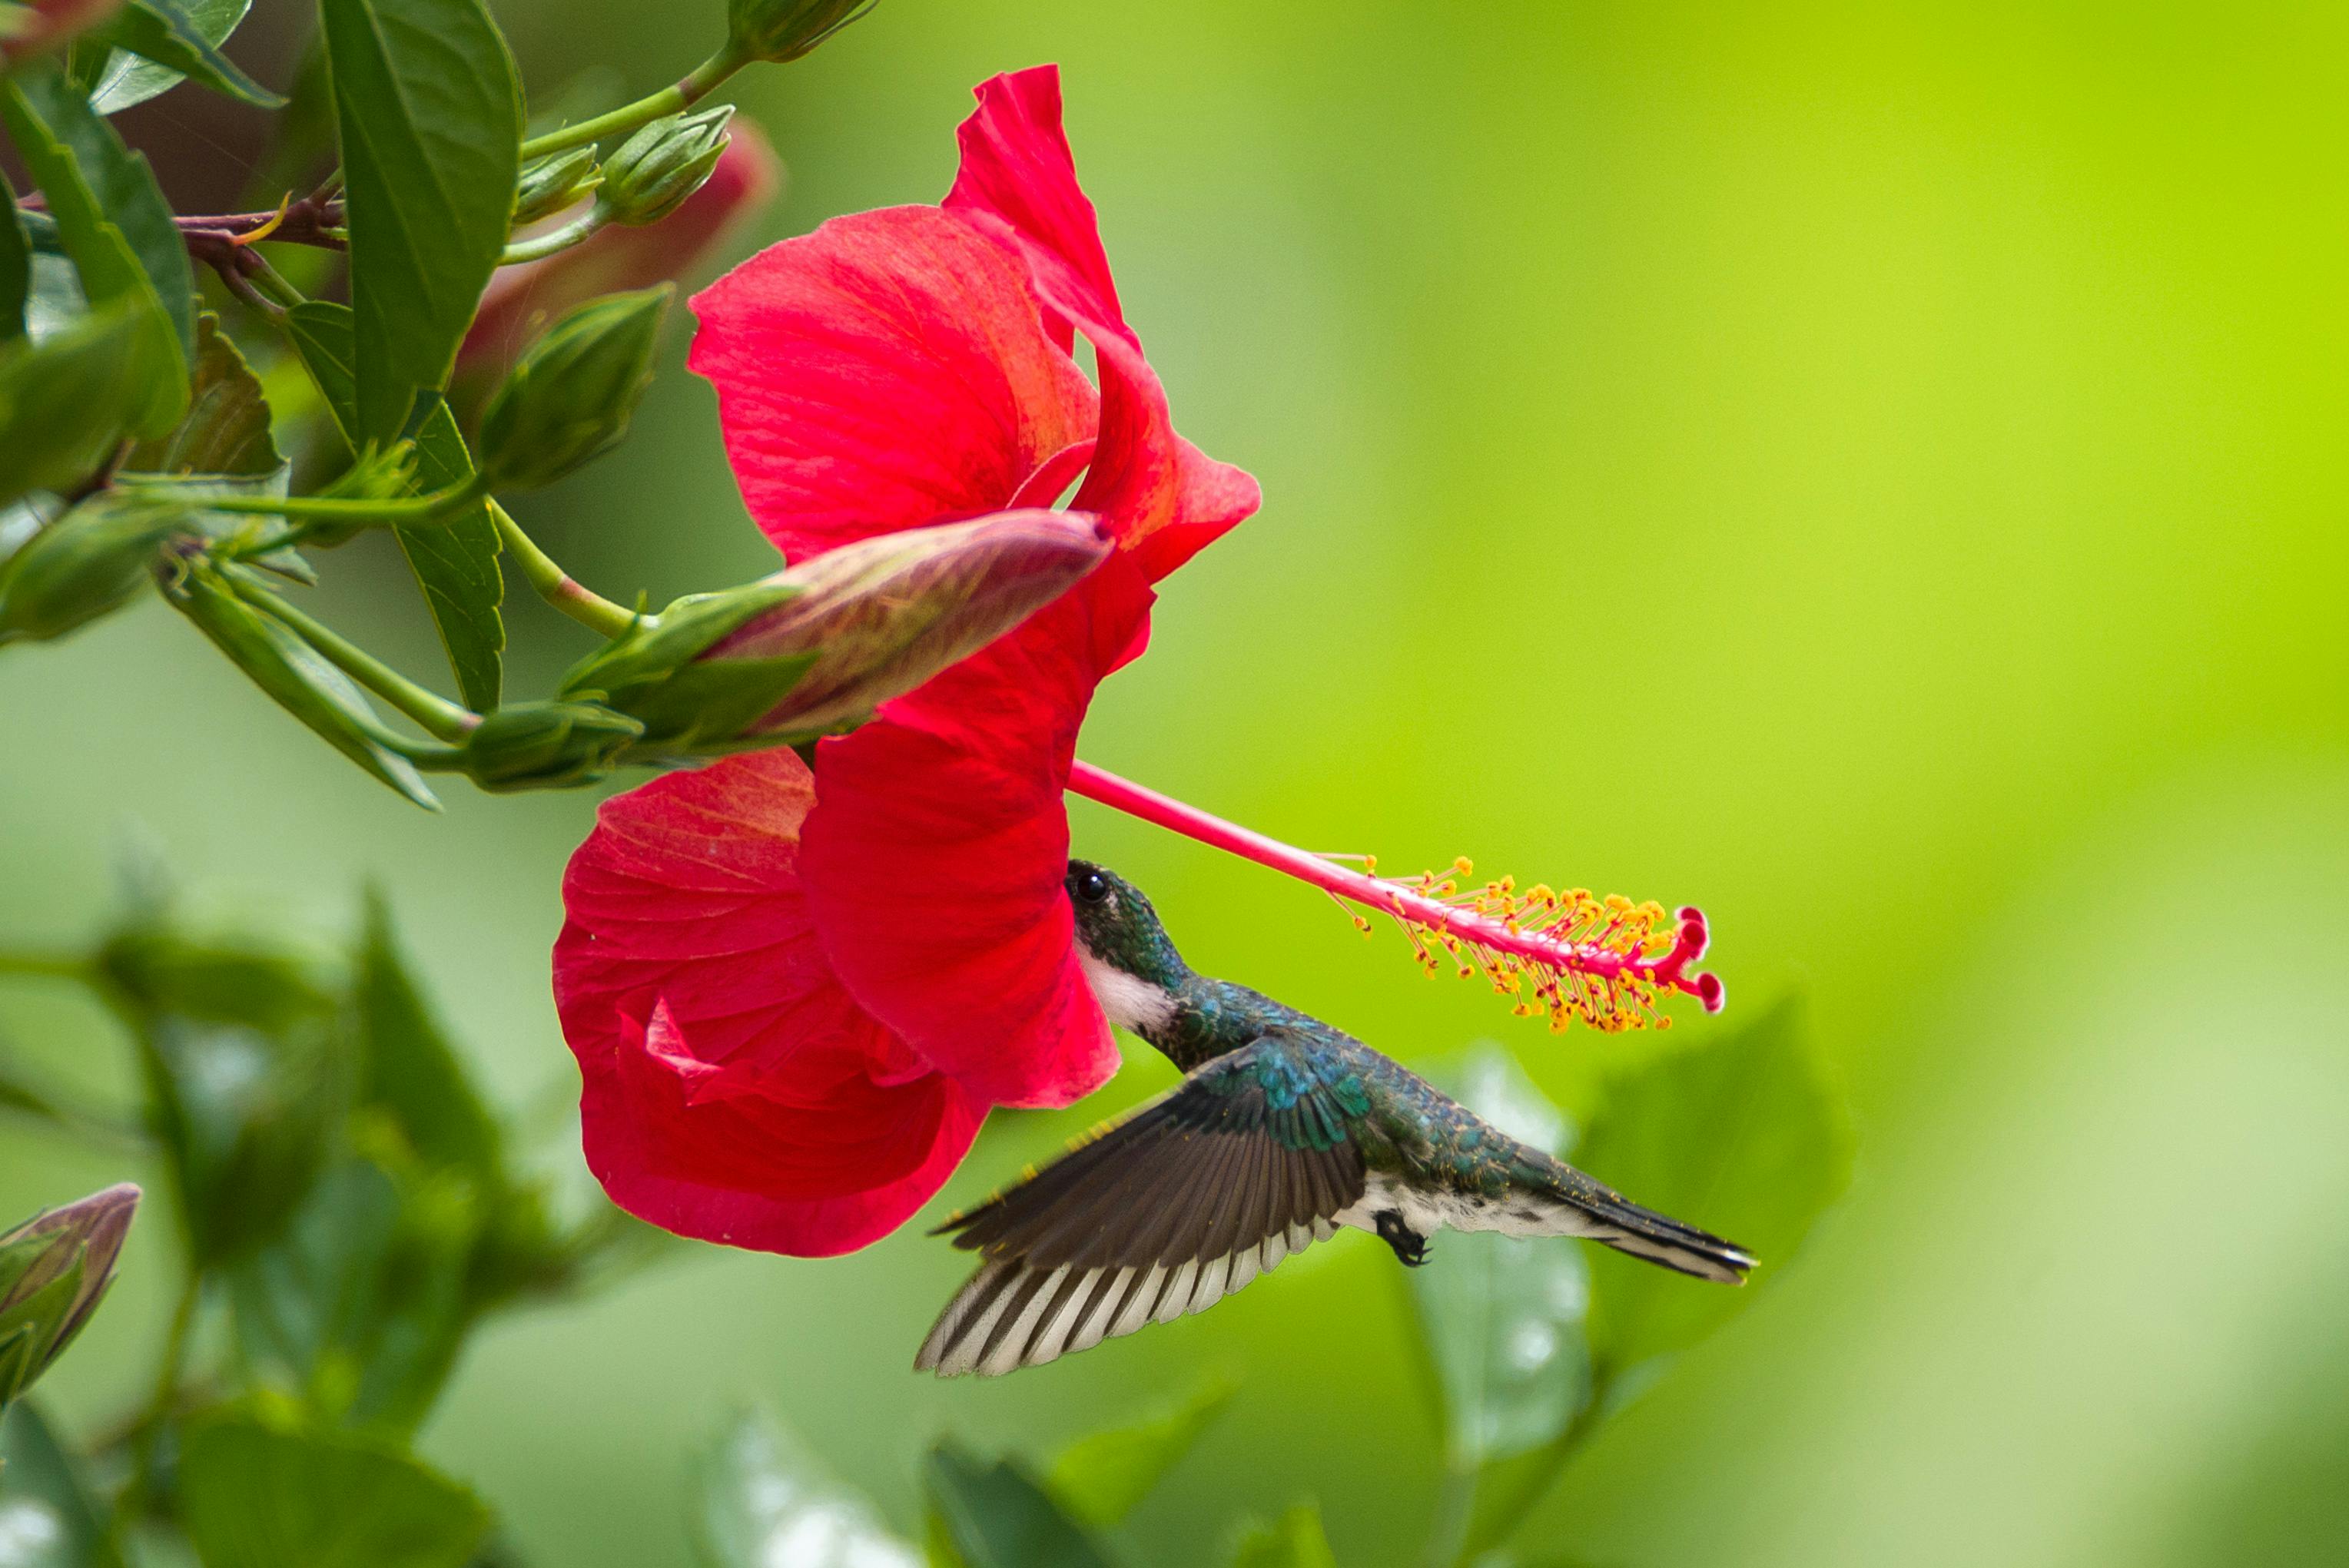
[917, 1033, 1370, 1377]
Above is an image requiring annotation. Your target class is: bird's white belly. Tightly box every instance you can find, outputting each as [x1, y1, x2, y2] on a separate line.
[1335, 1171, 1600, 1241]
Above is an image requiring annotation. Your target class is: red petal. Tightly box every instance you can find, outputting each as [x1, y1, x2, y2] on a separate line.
[802, 557, 1156, 1109]
[554, 751, 984, 1255]
[943, 67, 1259, 574]
[688, 206, 1097, 563]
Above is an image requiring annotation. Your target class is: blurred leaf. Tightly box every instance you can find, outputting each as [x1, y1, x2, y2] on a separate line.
[0, 304, 166, 513]
[285, 302, 503, 710]
[21, 255, 85, 344]
[0, 489, 189, 645]
[1408, 1048, 1593, 1468]
[1228, 1506, 1338, 1568]
[1045, 1377, 1236, 1530]
[178, 1410, 492, 1568]
[88, 0, 250, 114]
[1578, 997, 1851, 1384]
[124, 316, 284, 479]
[320, 0, 519, 442]
[0, 62, 193, 419]
[1, 182, 26, 346]
[81, 0, 282, 113]
[225, 1155, 474, 1433]
[0, 1401, 126, 1568]
[162, 561, 440, 811]
[690, 1406, 921, 1568]
[355, 890, 502, 1186]
[923, 1440, 1110, 1568]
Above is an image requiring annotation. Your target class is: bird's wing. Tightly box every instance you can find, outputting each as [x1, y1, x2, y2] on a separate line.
[917, 1033, 1371, 1377]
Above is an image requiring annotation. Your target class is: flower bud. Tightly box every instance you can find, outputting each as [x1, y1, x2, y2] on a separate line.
[560, 509, 1110, 758]
[476, 286, 672, 490]
[726, 0, 871, 64]
[460, 124, 780, 390]
[512, 147, 602, 227]
[0, 492, 189, 646]
[0, 1183, 139, 1408]
[598, 105, 733, 227]
[459, 700, 644, 792]
[0, 0, 124, 67]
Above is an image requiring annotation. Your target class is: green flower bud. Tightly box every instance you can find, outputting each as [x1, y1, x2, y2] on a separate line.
[476, 286, 672, 490]
[726, 0, 872, 64]
[559, 509, 1110, 758]
[0, 1184, 139, 1409]
[0, 492, 190, 646]
[458, 700, 644, 792]
[513, 147, 602, 227]
[597, 106, 733, 227]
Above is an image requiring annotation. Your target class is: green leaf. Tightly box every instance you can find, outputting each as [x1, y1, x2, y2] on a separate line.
[0, 1401, 128, 1568]
[355, 890, 502, 1185]
[1228, 1506, 1339, 1568]
[284, 301, 504, 710]
[1045, 1378, 1236, 1530]
[178, 1410, 493, 1568]
[691, 1407, 920, 1568]
[923, 1441, 1111, 1568]
[1579, 996, 1852, 1384]
[88, 0, 252, 114]
[320, 0, 520, 442]
[1407, 1047, 1593, 1468]
[1, 181, 27, 346]
[124, 315, 284, 478]
[0, 301, 177, 512]
[0, 63, 193, 418]
[81, 0, 283, 113]
[162, 559, 440, 810]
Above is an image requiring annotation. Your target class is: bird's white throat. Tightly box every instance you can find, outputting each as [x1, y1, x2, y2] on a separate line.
[1077, 946, 1180, 1034]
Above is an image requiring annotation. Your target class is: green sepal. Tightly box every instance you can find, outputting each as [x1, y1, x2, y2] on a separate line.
[726, 0, 874, 65]
[78, 0, 285, 111]
[557, 582, 815, 758]
[596, 107, 731, 226]
[476, 284, 672, 489]
[511, 146, 599, 226]
[0, 489, 193, 645]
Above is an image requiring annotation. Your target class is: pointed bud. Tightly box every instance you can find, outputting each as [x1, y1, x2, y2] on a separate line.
[726, 0, 872, 64]
[460, 700, 644, 792]
[0, 492, 190, 646]
[476, 286, 672, 490]
[513, 147, 602, 227]
[598, 106, 733, 227]
[0, 1183, 139, 1408]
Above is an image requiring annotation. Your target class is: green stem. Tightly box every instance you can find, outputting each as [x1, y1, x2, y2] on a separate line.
[226, 575, 480, 743]
[242, 250, 307, 310]
[519, 47, 747, 160]
[499, 208, 605, 266]
[492, 502, 641, 638]
[113, 1271, 200, 1542]
[190, 474, 489, 526]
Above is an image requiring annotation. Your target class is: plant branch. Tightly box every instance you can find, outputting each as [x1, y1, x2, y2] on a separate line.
[187, 474, 492, 528]
[519, 46, 748, 159]
[491, 502, 640, 638]
[499, 209, 605, 266]
[225, 575, 480, 743]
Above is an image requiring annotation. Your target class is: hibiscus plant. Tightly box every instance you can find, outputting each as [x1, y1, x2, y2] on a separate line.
[0, 2, 1852, 1565]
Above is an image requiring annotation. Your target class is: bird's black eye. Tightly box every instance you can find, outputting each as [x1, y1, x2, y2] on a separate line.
[1073, 869, 1111, 904]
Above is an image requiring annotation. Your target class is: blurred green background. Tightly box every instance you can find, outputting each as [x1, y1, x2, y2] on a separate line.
[5, 1, 2346, 1563]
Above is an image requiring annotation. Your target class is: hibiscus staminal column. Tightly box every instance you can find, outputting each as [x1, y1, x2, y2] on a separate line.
[1065, 761, 1722, 1033]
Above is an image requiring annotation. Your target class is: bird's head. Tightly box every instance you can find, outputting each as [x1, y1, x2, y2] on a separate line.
[1066, 859, 1190, 1031]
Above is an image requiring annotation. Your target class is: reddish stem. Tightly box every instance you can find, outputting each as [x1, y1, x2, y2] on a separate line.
[1064, 759, 1720, 1011]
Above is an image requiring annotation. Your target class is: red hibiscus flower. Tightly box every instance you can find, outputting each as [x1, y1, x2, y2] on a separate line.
[554, 65, 1258, 1255]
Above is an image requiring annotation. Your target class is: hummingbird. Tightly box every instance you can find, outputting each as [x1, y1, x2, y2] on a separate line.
[915, 860, 1754, 1377]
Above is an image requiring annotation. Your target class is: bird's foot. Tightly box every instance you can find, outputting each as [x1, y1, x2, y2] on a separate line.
[1375, 1210, 1430, 1268]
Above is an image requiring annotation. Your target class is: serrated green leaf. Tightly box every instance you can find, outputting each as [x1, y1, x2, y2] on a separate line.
[164, 559, 440, 811]
[0, 62, 193, 408]
[692, 1407, 920, 1568]
[1, 180, 27, 346]
[1046, 1378, 1236, 1530]
[124, 315, 284, 478]
[88, 0, 251, 114]
[356, 890, 502, 1185]
[284, 301, 503, 708]
[321, 0, 519, 442]
[1579, 997, 1852, 1382]
[1408, 1048, 1593, 1469]
[924, 1441, 1110, 1568]
[0, 1400, 128, 1568]
[1229, 1506, 1339, 1568]
[178, 1410, 493, 1568]
[81, 0, 283, 113]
